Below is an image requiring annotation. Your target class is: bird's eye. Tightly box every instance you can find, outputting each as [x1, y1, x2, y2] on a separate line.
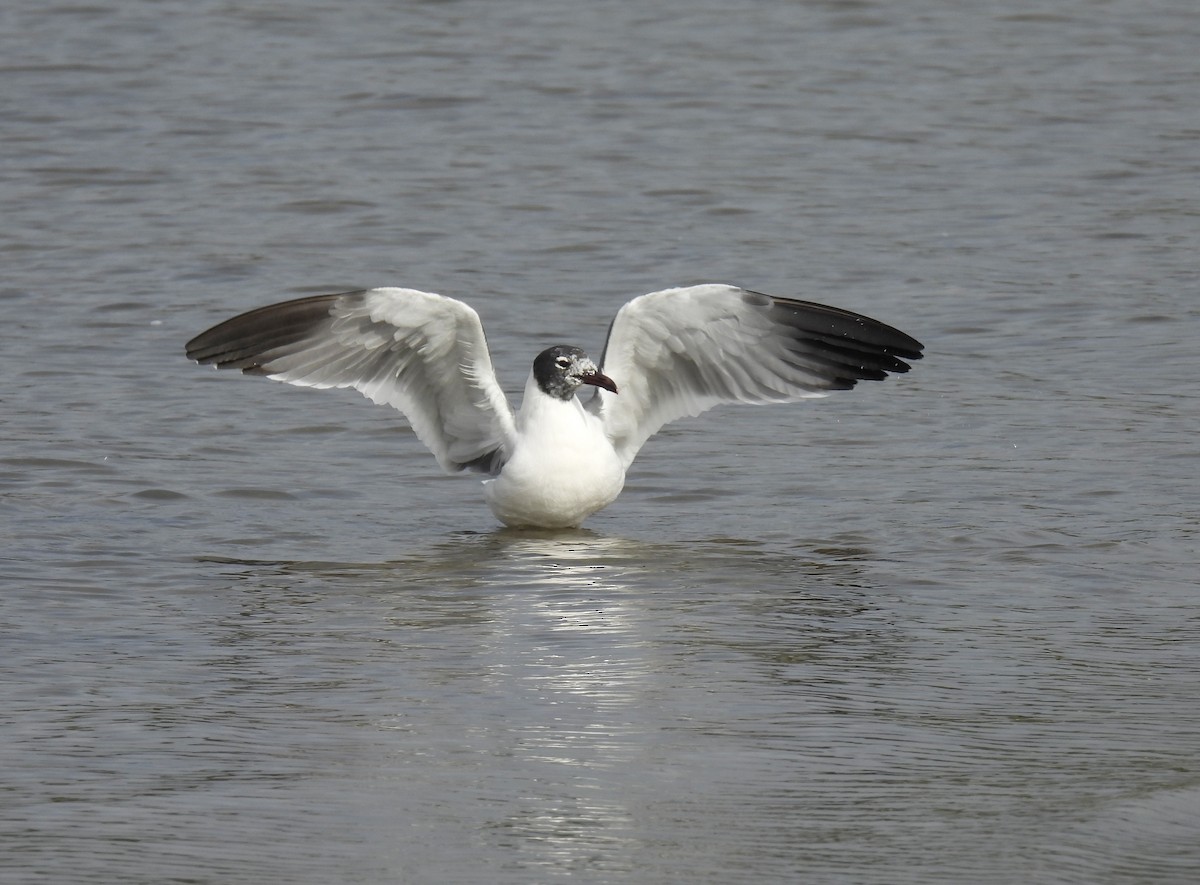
[555, 356, 571, 369]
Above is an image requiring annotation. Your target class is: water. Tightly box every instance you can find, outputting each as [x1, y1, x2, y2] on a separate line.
[3, 0, 1199, 882]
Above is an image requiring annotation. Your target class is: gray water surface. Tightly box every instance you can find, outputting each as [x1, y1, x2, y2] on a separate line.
[3, 0, 1199, 882]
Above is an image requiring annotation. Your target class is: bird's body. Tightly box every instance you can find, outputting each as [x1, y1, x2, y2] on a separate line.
[483, 371, 625, 528]
[185, 284, 923, 528]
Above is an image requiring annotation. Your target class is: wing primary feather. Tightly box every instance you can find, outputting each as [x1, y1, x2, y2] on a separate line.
[761, 293, 924, 359]
[184, 293, 346, 368]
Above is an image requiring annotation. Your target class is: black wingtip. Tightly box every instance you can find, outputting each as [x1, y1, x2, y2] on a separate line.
[757, 291, 924, 386]
[184, 293, 351, 371]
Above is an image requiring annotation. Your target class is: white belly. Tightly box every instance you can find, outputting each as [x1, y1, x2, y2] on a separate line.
[484, 446, 625, 528]
[483, 395, 625, 528]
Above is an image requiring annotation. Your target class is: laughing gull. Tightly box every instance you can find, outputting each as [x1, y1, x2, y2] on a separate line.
[185, 284, 923, 528]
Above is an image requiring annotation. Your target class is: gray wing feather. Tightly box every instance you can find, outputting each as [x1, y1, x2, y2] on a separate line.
[185, 288, 517, 474]
[587, 284, 923, 468]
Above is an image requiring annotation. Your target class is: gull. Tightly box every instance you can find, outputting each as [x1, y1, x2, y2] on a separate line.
[185, 284, 923, 528]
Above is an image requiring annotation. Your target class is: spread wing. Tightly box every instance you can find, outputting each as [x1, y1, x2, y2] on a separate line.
[185, 287, 517, 474]
[586, 284, 923, 468]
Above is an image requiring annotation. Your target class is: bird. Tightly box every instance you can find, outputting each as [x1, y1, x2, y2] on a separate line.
[185, 283, 923, 528]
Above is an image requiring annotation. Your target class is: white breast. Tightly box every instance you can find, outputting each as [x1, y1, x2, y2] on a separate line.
[483, 376, 626, 528]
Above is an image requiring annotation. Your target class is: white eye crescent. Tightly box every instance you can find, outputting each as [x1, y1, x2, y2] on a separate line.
[555, 356, 571, 369]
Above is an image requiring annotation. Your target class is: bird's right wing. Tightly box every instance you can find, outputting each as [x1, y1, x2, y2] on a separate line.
[586, 284, 923, 468]
[185, 288, 517, 474]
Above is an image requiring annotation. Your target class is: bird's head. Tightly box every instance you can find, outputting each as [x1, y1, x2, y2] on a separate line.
[533, 345, 618, 400]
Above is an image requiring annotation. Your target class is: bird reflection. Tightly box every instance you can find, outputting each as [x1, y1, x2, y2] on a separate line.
[203, 531, 883, 873]
[471, 529, 652, 724]
[457, 531, 658, 866]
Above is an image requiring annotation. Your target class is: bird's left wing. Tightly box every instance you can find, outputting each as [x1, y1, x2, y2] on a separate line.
[586, 284, 923, 468]
[185, 288, 517, 474]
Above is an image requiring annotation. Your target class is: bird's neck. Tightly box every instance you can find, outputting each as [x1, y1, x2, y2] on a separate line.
[516, 372, 587, 433]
